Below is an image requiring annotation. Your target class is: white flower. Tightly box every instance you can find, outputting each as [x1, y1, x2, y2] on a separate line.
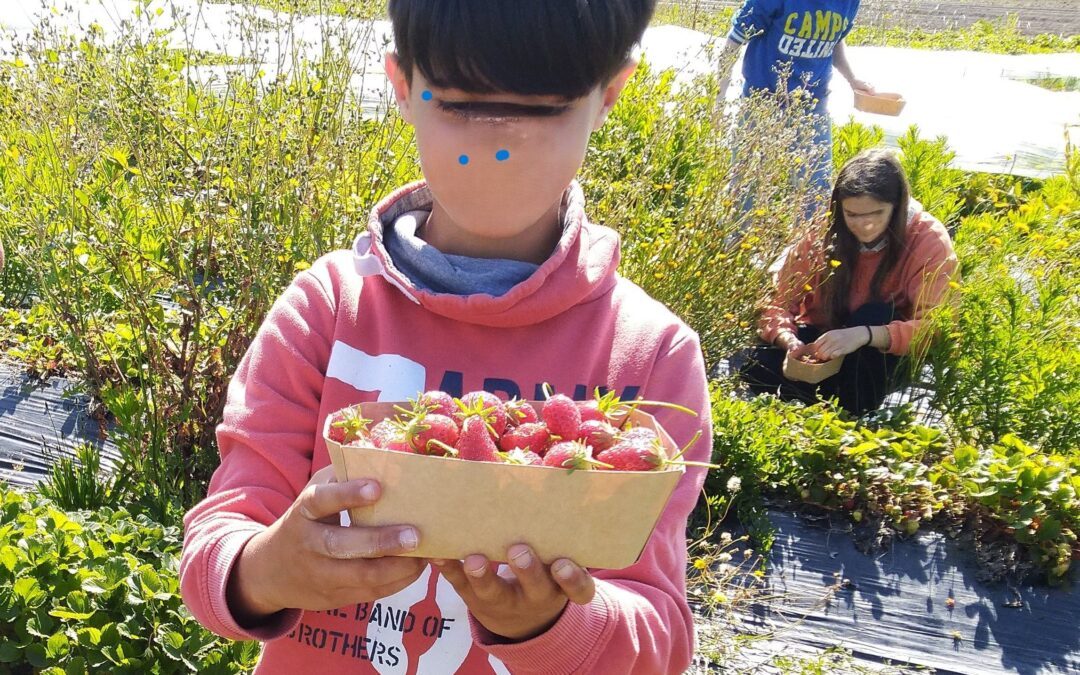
[726, 476, 742, 493]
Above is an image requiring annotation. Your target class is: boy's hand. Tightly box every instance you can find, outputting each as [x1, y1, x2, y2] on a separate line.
[227, 466, 427, 627]
[432, 545, 595, 641]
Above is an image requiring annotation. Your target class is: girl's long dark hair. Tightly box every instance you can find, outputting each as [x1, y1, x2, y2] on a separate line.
[820, 149, 911, 327]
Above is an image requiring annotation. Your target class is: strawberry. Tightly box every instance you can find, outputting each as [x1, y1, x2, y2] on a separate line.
[327, 407, 372, 444]
[505, 399, 539, 426]
[498, 422, 551, 454]
[542, 440, 610, 471]
[407, 413, 460, 456]
[596, 439, 666, 472]
[370, 419, 411, 452]
[457, 391, 507, 436]
[597, 430, 713, 472]
[541, 394, 582, 440]
[577, 400, 606, 423]
[578, 419, 618, 452]
[618, 426, 660, 445]
[499, 448, 543, 466]
[455, 415, 501, 462]
[418, 390, 457, 418]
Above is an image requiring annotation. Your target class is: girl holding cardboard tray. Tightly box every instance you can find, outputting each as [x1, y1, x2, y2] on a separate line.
[740, 148, 958, 415]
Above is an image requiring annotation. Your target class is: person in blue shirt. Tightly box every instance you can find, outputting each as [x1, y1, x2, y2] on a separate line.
[718, 0, 874, 194]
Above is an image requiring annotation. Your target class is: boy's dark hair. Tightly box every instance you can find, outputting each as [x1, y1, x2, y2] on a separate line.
[821, 148, 911, 327]
[389, 0, 657, 99]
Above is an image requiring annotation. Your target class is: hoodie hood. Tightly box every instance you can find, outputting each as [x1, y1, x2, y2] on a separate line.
[352, 180, 621, 328]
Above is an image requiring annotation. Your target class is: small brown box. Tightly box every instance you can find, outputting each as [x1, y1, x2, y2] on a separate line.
[325, 402, 688, 569]
[854, 91, 906, 116]
[783, 352, 844, 384]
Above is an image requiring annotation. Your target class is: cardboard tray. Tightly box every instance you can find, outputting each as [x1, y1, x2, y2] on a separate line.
[783, 352, 844, 384]
[854, 91, 906, 116]
[324, 401, 685, 570]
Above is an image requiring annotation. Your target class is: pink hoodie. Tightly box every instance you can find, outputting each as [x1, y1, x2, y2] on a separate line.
[179, 180, 713, 674]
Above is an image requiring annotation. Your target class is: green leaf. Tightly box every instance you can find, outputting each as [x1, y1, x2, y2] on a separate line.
[0, 641, 20, 662]
[46, 631, 70, 659]
[0, 545, 18, 572]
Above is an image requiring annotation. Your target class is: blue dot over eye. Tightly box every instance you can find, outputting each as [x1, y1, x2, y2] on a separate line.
[421, 90, 433, 101]
[458, 154, 470, 165]
[495, 149, 510, 162]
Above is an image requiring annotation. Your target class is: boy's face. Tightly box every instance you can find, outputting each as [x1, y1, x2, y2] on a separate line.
[386, 54, 633, 241]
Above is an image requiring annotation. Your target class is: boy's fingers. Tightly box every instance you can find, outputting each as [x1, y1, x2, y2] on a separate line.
[311, 523, 419, 560]
[297, 478, 381, 522]
[463, 554, 510, 603]
[431, 560, 475, 599]
[550, 559, 595, 605]
[506, 545, 558, 601]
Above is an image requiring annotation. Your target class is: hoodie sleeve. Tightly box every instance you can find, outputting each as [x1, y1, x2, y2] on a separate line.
[759, 234, 821, 346]
[179, 260, 338, 642]
[471, 328, 713, 674]
[729, 0, 784, 44]
[884, 216, 959, 356]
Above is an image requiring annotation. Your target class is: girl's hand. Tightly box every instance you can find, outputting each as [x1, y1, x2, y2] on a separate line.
[227, 466, 427, 626]
[432, 545, 595, 641]
[811, 327, 869, 361]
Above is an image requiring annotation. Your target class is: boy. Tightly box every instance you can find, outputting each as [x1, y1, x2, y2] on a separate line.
[718, 0, 874, 191]
[180, 1, 713, 673]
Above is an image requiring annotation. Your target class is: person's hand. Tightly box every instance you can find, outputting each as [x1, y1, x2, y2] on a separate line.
[227, 465, 427, 626]
[810, 327, 869, 361]
[432, 545, 595, 641]
[776, 331, 804, 353]
[849, 79, 875, 95]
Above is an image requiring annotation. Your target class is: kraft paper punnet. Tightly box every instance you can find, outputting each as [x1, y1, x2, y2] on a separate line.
[324, 401, 685, 570]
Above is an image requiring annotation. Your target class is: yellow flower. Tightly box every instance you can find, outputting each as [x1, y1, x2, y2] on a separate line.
[723, 313, 735, 321]
[739, 321, 750, 328]
[948, 281, 960, 290]
[1014, 223, 1030, 235]
[711, 591, 729, 604]
[693, 558, 708, 570]
[803, 283, 813, 292]
[829, 259, 841, 268]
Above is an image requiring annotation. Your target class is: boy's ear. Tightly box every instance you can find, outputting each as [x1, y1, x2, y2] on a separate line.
[385, 52, 414, 124]
[592, 60, 638, 131]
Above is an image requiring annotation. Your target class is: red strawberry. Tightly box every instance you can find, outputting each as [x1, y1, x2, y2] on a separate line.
[542, 440, 609, 471]
[498, 422, 551, 454]
[578, 419, 618, 452]
[597, 430, 713, 472]
[327, 407, 372, 444]
[408, 413, 460, 456]
[418, 390, 457, 418]
[618, 426, 660, 445]
[577, 400, 605, 423]
[455, 416, 501, 462]
[596, 438, 667, 471]
[499, 448, 543, 466]
[505, 399, 539, 426]
[542, 394, 582, 440]
[370, 419, 411, 452]
[457, 391, 507, 436]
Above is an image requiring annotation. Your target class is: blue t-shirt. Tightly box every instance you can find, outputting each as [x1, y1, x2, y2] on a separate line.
[730, 0, 861, 110]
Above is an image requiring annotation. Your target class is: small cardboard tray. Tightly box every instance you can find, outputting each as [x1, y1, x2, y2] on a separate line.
[854, 91, 906, 116]
[783, 352, 844, 384]
[324, 401, 685, 570]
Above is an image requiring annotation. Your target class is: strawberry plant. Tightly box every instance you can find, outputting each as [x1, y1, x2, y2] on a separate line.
[0, 485, 259, 672]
